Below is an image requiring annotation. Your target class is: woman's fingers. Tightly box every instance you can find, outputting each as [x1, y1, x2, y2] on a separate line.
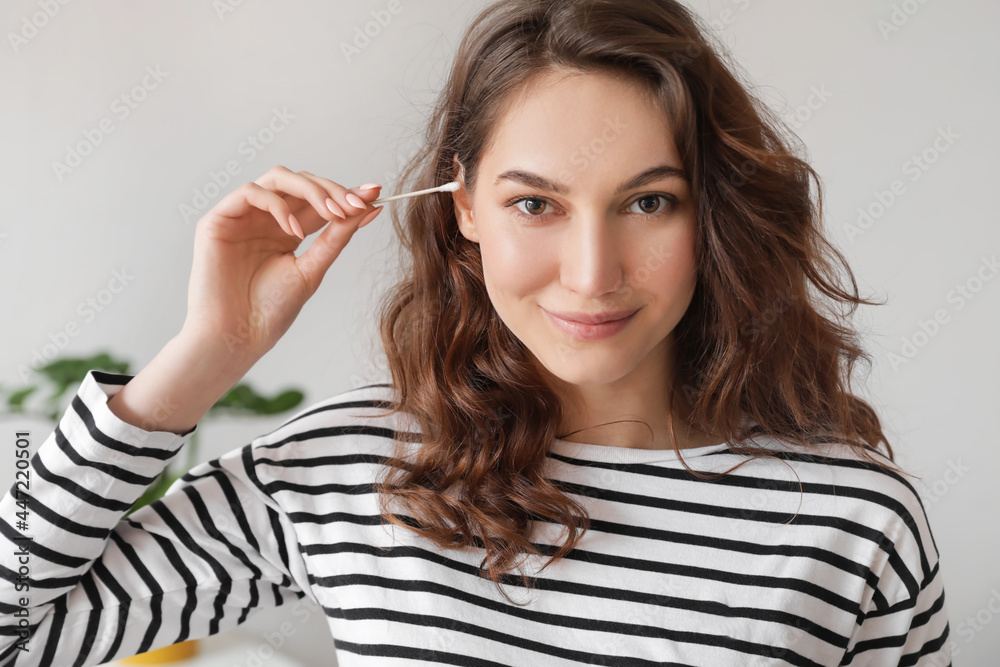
[183, 164, 386, 363]
[299, 170, 382, 222]
[254, 166, 345, 239]
[250, 166, 385, 241]
[235, 182, 298, 237]
[211, 165, 384, 251]
[299, 171, 385, 233]
[296, 203, 384, 288]
[297, 169, 370, 218]
[357, 202, 383, 229]
[241, 166, 386, 290]
[296, 177, 384, 282]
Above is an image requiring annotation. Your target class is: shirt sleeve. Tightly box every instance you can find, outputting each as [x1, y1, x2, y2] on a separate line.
[0, 370, 313, 666]
[839, 477, 954, 666]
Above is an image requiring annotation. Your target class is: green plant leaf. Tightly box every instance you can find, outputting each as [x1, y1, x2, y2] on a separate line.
[211, 384, 304, 415]
[7, 350, 307, 516]
[212, 383, 263, 412]
[36, 352, 131, 401]
[258, 389, 305, 414]
[5, 386, 37, 411]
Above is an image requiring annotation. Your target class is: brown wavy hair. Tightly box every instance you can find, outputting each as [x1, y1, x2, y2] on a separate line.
[355, 0, 908, 605]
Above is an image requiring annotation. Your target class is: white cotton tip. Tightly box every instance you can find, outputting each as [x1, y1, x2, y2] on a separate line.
[369, 180, 463, 206]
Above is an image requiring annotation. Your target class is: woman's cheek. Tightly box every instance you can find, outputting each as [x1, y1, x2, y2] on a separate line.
[613, 226, 695, 304]
[480, 220, 554, 294]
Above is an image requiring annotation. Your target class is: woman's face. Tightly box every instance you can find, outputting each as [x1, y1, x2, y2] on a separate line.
[454, 68, 698, 393]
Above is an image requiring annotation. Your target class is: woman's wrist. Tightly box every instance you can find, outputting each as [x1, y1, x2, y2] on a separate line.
[106, 332, 256, 435]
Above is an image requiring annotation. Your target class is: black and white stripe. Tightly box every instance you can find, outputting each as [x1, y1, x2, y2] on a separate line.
[0, 370, 953, 666]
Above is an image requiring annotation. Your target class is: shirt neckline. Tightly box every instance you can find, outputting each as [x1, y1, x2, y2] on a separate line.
[548, 437, 733, 464]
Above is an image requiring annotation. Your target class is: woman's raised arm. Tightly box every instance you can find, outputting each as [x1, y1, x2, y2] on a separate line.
[0, 166, 383, 664]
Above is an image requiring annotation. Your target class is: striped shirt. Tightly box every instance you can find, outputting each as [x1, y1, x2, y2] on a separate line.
[1, 369, 953, 666]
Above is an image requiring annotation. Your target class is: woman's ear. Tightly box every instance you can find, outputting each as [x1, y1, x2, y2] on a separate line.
[452, 153, 479, 243]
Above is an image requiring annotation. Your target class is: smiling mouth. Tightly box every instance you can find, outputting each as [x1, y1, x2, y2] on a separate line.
[541, 306, 641, 341]
[542, 307, 641, 325]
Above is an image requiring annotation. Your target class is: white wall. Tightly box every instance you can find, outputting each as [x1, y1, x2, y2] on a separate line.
[1, 1, 995, 664]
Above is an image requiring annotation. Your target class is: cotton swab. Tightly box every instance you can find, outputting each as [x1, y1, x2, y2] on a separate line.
[369, 181, 460, 206]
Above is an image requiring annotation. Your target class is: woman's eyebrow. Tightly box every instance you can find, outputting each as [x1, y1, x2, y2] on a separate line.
[494, 164, 688, 195]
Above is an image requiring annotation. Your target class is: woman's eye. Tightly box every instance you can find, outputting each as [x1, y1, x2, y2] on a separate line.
[627, 195, 675, 215]
[511, 197, 551, 218]
[504, 193, 678, 222]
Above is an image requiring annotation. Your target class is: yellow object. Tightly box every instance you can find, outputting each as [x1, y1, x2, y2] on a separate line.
[119, 639, 199, 664]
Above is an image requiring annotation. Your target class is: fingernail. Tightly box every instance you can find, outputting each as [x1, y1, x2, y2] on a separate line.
[326, 198, 346, 219]
[359, 183, 381, 191]
[288, 214, 304, 240]
[358, 206, 383, 229]
[346, 193, 366, 210]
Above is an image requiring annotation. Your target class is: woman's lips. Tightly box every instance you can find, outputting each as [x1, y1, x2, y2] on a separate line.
[542, 307, 640, 341]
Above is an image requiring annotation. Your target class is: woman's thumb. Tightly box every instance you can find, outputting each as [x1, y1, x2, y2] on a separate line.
[295, 219, 357, 291]
[296, 184, 383, 289]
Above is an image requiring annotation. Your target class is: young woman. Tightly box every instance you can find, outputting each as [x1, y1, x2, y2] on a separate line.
[1, 0, 952, 665]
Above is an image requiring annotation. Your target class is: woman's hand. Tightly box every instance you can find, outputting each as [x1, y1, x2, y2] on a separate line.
[180, 165, 384, 370]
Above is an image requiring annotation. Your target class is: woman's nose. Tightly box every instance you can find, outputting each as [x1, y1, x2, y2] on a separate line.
[559, 215, 626, 298]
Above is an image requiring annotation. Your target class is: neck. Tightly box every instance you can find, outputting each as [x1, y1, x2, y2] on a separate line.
[545, 340, 721, 451]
